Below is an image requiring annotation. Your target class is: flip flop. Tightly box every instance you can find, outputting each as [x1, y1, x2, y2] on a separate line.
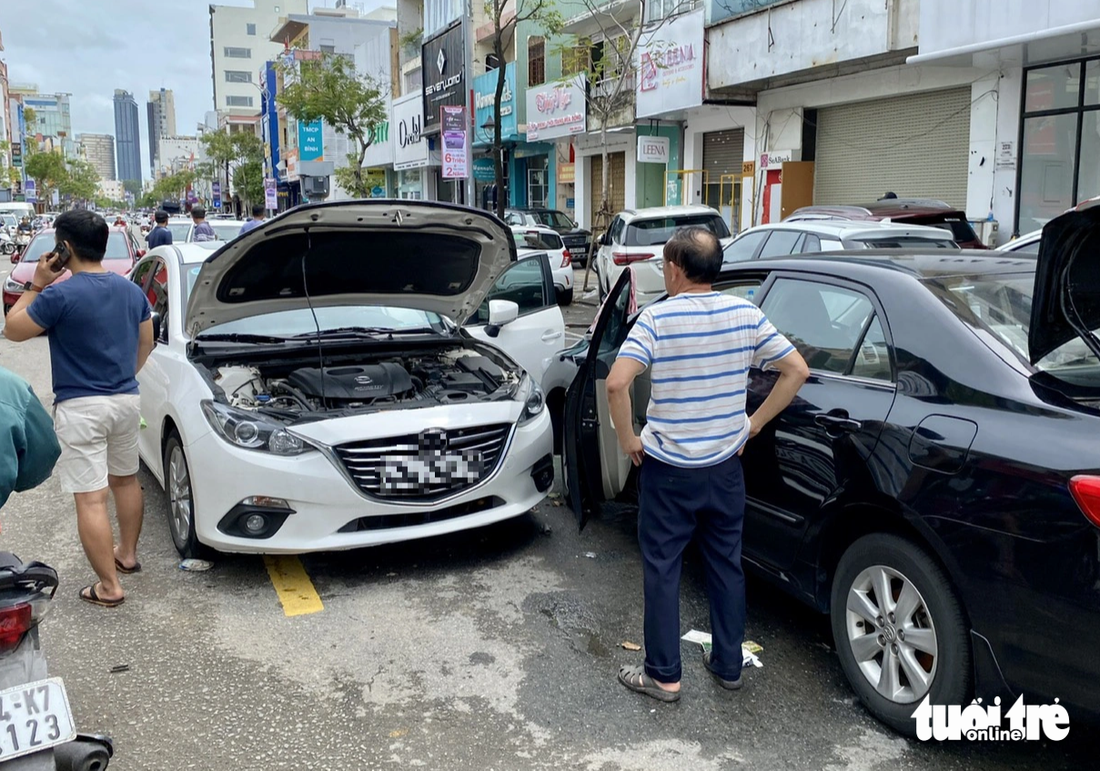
[703, 651, 742, 690]
[617, 664, 680, 702]
[114, 558, 141, 575]
[79, 584, 124, 608]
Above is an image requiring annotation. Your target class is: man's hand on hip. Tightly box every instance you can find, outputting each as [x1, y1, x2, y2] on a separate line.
[620, 433, 644, 467]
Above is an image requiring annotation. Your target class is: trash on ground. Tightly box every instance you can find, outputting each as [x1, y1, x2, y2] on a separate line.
[541, 524, 553, 536]
[682, 629, 763, 668]
[621, 641, 642, 651]
[583, 551, 597, 559]
[109, 664, 130, 674]
[178, 558, 214, 572]
[547, 492, 561, 500]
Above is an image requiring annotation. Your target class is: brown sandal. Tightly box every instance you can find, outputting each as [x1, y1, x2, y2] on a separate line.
[79, 584, 124, 608]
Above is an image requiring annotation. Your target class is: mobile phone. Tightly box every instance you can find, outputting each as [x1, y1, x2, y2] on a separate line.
[50, 242, 70, 271]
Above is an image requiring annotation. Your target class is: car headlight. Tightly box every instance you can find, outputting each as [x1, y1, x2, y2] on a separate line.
[518, 378, 545, 424]
[200, 400, 311, 456]
[4, 275, 23, 293]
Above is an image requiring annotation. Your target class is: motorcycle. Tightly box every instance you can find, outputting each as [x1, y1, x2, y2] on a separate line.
[0, 234, 15, 259]
[11, 234, 30, 260]
[0, 554, 113, 770]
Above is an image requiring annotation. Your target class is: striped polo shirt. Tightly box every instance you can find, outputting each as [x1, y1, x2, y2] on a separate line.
[617, 291, 795, 468]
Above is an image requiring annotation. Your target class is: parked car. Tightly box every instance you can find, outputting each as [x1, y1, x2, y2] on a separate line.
[592, 205, 734, 304]
[723, 221, 959, 262]
[998, 229, 1041, 256]
[160, 218, 243, 243]
[512, 225, 574, 306]
[505, 209, 592, 266]
[785, 199, 986, 249]
[129, 201, 565, 557]
[564, 210, 1100, 737]
[3, 226, 144, 314]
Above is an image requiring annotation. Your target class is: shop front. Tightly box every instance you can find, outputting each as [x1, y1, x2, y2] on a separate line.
[473, 63, 518, 211]
[393, 91, 430, 200]
[422, 22, 469, 205]
[526, 76, 587, 220]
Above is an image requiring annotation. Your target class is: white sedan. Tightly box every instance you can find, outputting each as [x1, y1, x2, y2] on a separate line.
[512, 225, 574, 305]
[129, 202, 565, 556]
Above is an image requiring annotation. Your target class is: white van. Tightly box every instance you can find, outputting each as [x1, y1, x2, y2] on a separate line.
[0, 202, 36, 221]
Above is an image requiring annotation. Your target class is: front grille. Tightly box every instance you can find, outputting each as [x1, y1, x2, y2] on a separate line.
[333, 424, 512, 501]
[337, 496, 503, 532]
[562, 235, 588, 249]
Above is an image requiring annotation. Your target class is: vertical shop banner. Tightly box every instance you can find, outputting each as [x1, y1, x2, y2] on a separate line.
[264, 178, 277, 209]
[422, 23, 466, 132]
[636, 11, 705, 119]
[212, 181, 222, 208]
[298, 119, 324, 162]
[393, 92, 429, 170]
[24, 180, 35, 202]
[441, 105, 468, 179]
[473, 63, 517, 145]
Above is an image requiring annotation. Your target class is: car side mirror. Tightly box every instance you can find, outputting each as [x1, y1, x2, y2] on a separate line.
[136, 249, 146, 258]
[150, 312, 162, 342]
[10, 253, 18, 265]
[484, 299, 519, 338]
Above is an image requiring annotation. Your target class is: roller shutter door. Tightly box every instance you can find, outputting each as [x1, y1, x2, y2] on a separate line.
[814, 88, 971, 209]
[590, 152, 626, 226]
[702, 129, 745, 181]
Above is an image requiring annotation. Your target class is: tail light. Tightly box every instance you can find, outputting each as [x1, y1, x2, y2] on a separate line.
[0, 603, 32, 654]
[612, 251, 655, 266]
[1070, 476, 1100, 528]
[561, 249, 572, 268]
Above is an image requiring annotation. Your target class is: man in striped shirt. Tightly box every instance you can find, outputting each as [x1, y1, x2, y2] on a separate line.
[608, 226, 808, 702]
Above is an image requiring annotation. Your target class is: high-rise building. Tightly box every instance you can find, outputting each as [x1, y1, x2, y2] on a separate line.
[19, 91, 74, 158]
[113, 90, 142, 183]
[78, 133, 116, 181]
[209, 0, 308, 134]
[147, 88, 177, 170]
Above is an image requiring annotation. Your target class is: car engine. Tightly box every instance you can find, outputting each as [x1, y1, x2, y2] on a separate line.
[213, 351, 518, 416]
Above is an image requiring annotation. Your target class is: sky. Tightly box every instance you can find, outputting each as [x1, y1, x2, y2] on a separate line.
[0, 0, 382, 180]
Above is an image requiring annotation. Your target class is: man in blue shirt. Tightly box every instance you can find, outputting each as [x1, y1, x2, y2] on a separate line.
[190, 206, 216, 242]
[238, 204, 266, 236]
[0, 366, 61, 511]
[145, 209, 172, 249]
[4, 210, 154, 608]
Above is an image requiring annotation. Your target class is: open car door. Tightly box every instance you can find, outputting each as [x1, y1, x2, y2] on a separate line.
[564, 269, 642, 529]
[1030, 208, 1100, 364]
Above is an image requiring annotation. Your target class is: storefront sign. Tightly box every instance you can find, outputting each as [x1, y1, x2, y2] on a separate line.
[473, 63, 517, 146]
[212, 181, 221, 208]
[996, 140, 1016, 170]
[759, 151, 793, 169]
[557, 162, 575, 184]
[298, 119, 324, 162]
[24, 179, 35, 202]
[264, 177, 277, 209]
[393, 92, 429, 170]
[441, 105, 468, 179]
[637, 135, 670, 164]
[526, 76, 586, 141]
[364, 169, 387, 197]
[741, 160, 756, 176]
[10, 143, 21, 167]
[473, 157, 495, 182]
[636, 11, 705, 119]
[422, 23, 466, 132]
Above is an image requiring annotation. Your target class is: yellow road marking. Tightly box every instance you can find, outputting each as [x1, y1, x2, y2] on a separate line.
[263, 555, 324, 617]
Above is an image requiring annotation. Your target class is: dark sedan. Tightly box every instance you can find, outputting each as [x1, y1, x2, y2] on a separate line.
[505, 209, 591, 266]
[563, 210, 1100, 736]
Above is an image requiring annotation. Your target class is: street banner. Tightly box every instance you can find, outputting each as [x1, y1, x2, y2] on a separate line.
[264, 178, 277, 210]
[441, 105, 468, 179]
[212, 181, 221, 208]
[24, 179, 35, 202]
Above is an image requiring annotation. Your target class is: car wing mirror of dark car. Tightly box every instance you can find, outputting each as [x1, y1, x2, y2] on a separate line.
[151, 312, 163, 342]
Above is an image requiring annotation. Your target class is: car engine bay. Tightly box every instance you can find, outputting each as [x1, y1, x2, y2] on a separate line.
[207, 348, 521, 420]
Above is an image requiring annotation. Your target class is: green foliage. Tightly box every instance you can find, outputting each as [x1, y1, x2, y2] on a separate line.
[24, 151, 67, 202]
[122, 179, 144, 197]
[276, 53, 387, 196]
[233, 161, 264, 207]
[59, 158, 100, 202]
[200, 130, 263, 171]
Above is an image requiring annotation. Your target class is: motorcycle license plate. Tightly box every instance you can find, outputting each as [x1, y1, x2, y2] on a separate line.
[380, 453, 482, 492]
[0, 678, 76, 761]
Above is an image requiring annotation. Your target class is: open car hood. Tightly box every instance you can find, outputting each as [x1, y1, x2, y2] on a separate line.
[1029, 209, 1100, 364]
[185, 201, 516, 336]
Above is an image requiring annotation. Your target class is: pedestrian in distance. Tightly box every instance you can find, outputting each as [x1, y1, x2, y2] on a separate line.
[2, 210, 155, 608]
[606, 226, 809, 702]
[145, 210, 172, 248]
[0, 365, 61, 511]
[190, 206, 216, 242]
[238, 203, 266, 236]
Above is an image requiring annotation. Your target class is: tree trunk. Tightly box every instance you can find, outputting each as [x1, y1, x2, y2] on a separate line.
[492, 29, 507, 219]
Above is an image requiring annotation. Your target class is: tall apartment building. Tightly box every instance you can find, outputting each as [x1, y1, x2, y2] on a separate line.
[20, 91, 74, 158]
[209, 0, 308, 134]
[113, 89, 142, 182]
[147, 88, 177, 170]
[78, 133, 116, 181]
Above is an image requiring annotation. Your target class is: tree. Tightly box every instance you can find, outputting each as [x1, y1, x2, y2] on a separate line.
[24, 151, 67, 204]
[200, 129, 263, 204]
[486, 0, 564, 218]
[557, 0, 692, 291]
[151, 168, 197, 203]
[276, 53, 388, 198]
[122, 179, 144, 198]
[59, 157, 100, 204]
[233, 161, 264, 208]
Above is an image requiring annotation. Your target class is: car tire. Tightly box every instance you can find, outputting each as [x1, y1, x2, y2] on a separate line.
[557, 287, 574, 306]
[830, 533, 970, 737]
[163, 431, 211, 560]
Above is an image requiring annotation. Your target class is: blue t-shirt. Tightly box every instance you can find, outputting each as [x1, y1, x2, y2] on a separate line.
[238, 218, 264, 236]
[192, 221, 216, 242]
[26, 272, 152, 404]
[146, 226, 172, 248]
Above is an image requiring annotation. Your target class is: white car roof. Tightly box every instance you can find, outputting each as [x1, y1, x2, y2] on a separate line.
[510, 224, 558, 236]
[739, 220, 956, 240]
[620, 205, 721, 222]
[999, 230, 1041, 251]
[174, 242, 223, 265]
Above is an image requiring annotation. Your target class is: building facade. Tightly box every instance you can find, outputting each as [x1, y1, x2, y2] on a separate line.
[20, 91, 74, 159]
[156, 136, 201, 179]
[113, 89, 142, 183]
[210, 0, 309, 134]
[78, 133, 116, 181]
[147, 88, 178, 171]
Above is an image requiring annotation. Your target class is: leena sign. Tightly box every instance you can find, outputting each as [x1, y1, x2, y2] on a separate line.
[636, 10, 705, 119]
[637, 135, 670, 164]
[526, 76, 586, 141]
[393, 91, 429, 170]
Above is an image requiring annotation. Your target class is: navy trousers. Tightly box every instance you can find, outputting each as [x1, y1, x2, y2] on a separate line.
[638, 453, 747, 683]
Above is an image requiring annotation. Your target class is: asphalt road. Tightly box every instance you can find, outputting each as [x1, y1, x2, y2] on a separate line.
[1, 276, 1098, 770]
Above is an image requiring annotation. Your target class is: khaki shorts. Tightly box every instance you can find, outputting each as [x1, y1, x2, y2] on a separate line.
[54, 394, 141, 494]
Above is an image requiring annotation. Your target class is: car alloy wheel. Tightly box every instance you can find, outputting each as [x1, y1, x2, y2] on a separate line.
[163, 432, 210, 559]
[844, 565, 937, 702]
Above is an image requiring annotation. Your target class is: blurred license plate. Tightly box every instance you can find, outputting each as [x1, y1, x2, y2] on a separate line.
[380, 453, 483, 492]
[0, 678, 76, 761]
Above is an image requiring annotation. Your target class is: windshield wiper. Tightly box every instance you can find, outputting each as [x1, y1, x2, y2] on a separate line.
[196, 333, 292, 344]
[294, 326, 440, 339]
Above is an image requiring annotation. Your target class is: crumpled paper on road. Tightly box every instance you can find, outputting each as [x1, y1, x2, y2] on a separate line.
[682, 629, 763, 668]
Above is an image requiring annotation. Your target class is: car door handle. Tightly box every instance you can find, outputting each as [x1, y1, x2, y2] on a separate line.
[814, 414, 862, 432]
[541, 330, 563, 342]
